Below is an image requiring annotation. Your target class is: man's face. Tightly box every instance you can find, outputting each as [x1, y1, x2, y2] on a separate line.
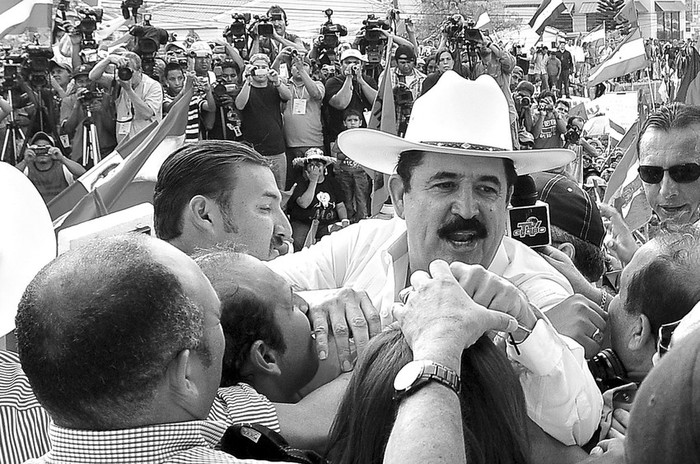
[392, 152, 511, 272]
[51, 67, 71, 87]
[271, 14, 286, 35]
[559, 42, 566, 51]
[31, 139, 54, 172]
[344, 115, 362, 129]
[213, 163, 291, 260]
[555, 102, 569, 118]
[152, 239, 225, 419]
[239, 255, 318, 393]
[221, 66, 238, 83]
[165, 70, 185, 94]
[194, 56, 212, 75]
[341, 57, 360, 75]
[607, 241, 658, 372]
[74, 75, 90, 89]
[396, 58, 414, 76]
[639, 126, 700, 223]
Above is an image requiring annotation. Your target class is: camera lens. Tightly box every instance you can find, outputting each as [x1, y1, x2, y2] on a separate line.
[117, 66, 133, 81]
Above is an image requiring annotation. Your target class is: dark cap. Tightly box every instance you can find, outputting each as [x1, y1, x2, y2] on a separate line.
[73, 64, 92, 78]
[29, 131, 55, 146]
[532, 172, 605, 247]
[625, 327, 700, 464]
[515, 80, 535, 96]
[394, 45, 416, 62]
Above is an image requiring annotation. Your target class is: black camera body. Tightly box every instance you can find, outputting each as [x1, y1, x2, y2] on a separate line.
[223, 13, 251, 51]
[358, 14, 390, 64]
[76, 7, 103, 50]
[79, 88, 104, 105]
[588, 348, 629, 392]
[393, 83, 413, 107]
[21, 46, 53, 88]
[316, 9, 347, 64]
[121, 0, 143, 19]
[130, 24, 169, 80]
[254, 15, 274, 37]
[31, 145, 50, 156]
[565, 127, 581, 144]
[118, 66, 133, 81]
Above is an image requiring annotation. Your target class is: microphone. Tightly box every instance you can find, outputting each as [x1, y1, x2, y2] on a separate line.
[507, 175, 551, 248]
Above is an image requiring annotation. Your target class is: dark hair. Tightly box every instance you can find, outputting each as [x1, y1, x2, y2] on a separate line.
[625, 224, 700, 337]
[556, 99, 571, 110]
[435, 49, 453, 67]
[326, 329, 530, 464]
[636, 103, 700, 156]
[551, 225, 606, 282]
[154, 141, 269, 241]
[267, 4, 287, 23]
[195, 250, 286, 388]
[220, 60, 240, 74]
[538, 90, 556, 102]
[396, 150, 518, 194]
[15, 234, 208, 430]
[567, 116, 584, 128]
[163, 61, 183, 79]
[342, 108, 362, 121]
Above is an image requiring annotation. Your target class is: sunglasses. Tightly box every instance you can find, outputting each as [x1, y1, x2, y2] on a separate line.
[638, 163, 700, 184]
[656, 319, 682, 358]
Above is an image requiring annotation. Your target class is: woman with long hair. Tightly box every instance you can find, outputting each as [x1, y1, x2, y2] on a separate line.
[326, 328, 531, 464]
[421, 49, 455, 95]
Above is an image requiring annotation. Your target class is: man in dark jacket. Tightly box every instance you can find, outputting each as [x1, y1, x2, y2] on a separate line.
[555, 41, 574, 98]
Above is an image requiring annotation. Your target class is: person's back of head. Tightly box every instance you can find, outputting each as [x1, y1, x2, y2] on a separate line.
[326, 328, 530, 464]
[626, 326, 700, 464]
[15, 234, 213, 430]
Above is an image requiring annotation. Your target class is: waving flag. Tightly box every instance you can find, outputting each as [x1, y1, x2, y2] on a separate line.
[582, 24, 605, 46]
[53, 87, 192, 233]
[366, 37, 396, 216]
[588, 29, 647, 86]
[475, 6, 492, 32]
[529, 0, 566, 35]
[0, 0, 52, 38]
[675, 47, 700, 105]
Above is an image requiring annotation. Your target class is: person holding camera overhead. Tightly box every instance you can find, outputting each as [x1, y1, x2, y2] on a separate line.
[533, 90, 566, 149]
[89, 51, 162, 143]
[235, 53, 291, 189]
[250, 5, 305, 62]
[324, 48, 377, 143]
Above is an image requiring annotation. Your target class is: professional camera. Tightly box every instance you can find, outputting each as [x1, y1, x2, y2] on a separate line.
[78, 88, 104, 105]
[21, 45, 54, 88]
[75, 7, 104, 49]
[117, 65, 133, 81]
[131, 23, 169, 79]
[588, 348, 629, 392]
[212, 80, 238, 106]
[223, 13, 251, 51]
[358, 14, 390, 63]
[564, 126, 581, 144]
[393, 84, 413, 108]
[121, 0, 143, 20]
[253, 15, 274, 37]
[316, 9, 347, 63]
[1, 47, 23, 90]
[538, 102, 554, 112]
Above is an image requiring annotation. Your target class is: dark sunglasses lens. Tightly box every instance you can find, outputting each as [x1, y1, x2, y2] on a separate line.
[669, 163, 700, 183]
[639, 166, 664, 183]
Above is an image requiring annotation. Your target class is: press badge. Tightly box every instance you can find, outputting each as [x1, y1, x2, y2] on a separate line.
[233, 125, 242, 137]
[292, 98, 307, 115]
[117, 121, 132, 135]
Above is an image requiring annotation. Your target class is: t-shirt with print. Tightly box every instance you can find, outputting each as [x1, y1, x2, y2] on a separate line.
[288, 176, 345, 227]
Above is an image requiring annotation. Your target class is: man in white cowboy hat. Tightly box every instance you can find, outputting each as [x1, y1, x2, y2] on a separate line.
[269, 71, 603, 446]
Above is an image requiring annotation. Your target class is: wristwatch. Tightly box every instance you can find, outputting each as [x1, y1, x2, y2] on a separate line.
[393, 360, 461, 401]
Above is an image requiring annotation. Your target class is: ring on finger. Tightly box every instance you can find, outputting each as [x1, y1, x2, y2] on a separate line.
[591, 328, 604, 344]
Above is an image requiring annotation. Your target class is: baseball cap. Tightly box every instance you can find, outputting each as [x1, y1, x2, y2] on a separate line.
[340, 48, 366, 62]
[29, 131, 55, 146]
[394, 45, 416, 62]
[515, 81, 535, 96]
[49, 60, 72, 74]
[73, 64, 92, 78]
[532, 172, 605, 247]
[626, 326, 700, 464]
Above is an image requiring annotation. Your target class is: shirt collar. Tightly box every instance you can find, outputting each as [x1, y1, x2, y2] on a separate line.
[45, 420, 229, 463]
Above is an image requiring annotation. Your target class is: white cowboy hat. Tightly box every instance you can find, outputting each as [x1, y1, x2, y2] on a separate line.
[337, 71, 575, 175]
[292, 147, 336, 167]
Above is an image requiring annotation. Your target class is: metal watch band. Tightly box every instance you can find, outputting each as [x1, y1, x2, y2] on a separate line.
[422, 362, 461, 395]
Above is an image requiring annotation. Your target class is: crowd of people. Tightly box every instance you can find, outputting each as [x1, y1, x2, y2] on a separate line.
[2, 4, 700, 464]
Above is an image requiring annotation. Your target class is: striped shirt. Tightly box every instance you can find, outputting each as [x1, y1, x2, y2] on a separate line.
[0, 350, 52, 464]
[208, 383, 280, 432]
[25, 420, 289, 463]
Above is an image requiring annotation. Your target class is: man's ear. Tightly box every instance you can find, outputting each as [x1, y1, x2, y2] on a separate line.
[166, 349, 198, 407]
[388, 174, 407, 219]
[628, 314, 653, 352]
[556, 242, 576, 261]
[248, 340, 282, 377]
[186, 195, 217, 233]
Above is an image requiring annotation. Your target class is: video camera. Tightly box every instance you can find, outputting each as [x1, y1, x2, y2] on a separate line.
[130, 22, 169, 79]
[317, 9, 347, 63]
[21, 45, 54, 88]
[443, 15, 485, 47]
[564, 125, 581, 144]
[75, 7, 104, 50]
[358, 14, 391, 63]
[121, 0, 143, 20]
[1, 46, 23, 91]
[223, 13, 251, 51]
[78, 87, 104, 105]
[252, 15, 274, 37]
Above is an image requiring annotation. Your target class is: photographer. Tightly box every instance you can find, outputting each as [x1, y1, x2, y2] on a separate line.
[282, 49, 325, 187]
[235, 53, 290, 188]
[324, 48, 378, 142]
[251, 5, 305, 61]
[564, 116, 598, 158]
[208, 60, 244, 141]
[533, 90, 566, 149]
[513, 80, 535, 135]
[89, 51, 162, 143]
[379, 45, 425, 102]
[60, 64, 117, 164]
[14, 131, 85, 203]
[180, 42, 216, 141]
[49, 60, 72, 100]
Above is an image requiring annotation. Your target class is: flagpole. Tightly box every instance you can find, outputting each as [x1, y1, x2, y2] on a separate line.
[645, 67, 656, 109]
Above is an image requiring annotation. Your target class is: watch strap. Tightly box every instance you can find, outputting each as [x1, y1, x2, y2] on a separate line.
[394, 360, 461, 401]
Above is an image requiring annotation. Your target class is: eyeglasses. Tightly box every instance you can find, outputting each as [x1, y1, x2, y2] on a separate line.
[638, 163, 700, 184]
[656, 319, 682, 358]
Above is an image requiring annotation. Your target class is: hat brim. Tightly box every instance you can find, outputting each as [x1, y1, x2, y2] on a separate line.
[338, 128, 576, 176]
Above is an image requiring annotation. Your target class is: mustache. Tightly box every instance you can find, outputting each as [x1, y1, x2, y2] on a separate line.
[437, 216, 488, 240]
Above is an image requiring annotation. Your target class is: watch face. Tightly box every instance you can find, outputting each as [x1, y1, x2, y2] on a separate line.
[394, 361, 425, 391]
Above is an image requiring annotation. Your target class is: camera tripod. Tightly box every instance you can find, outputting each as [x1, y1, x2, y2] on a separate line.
[81, 108, 101, 167]
[1, 91, 26, 166]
